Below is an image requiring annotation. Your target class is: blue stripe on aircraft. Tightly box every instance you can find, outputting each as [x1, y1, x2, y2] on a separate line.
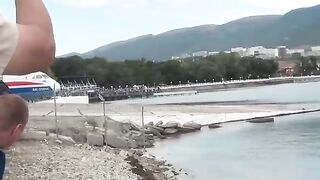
[9, 86, 54, 101]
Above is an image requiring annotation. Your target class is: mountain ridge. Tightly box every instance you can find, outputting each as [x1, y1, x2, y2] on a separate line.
[65, 4, 320, 61]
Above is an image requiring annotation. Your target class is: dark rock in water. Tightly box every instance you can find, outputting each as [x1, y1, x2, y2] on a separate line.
[145, 127, 166, 139]
[151, 126, 165, 134]
[247, 118, 274, 123]
[172, 171, 179, 176]
[183, 122, 202, 130]
[208, 124, 222, 129]
[155, 121, 163, 127]
[178, 127, 198, 133]
[163, 128, 179, 135]
[129, 122, 142, 131]
[164, 122, 181, 128]
[147, 122, 154, 127]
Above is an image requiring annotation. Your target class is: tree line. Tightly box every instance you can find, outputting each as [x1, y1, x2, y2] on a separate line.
[52, 53, 279, 87]
[294, 56, 320, 76]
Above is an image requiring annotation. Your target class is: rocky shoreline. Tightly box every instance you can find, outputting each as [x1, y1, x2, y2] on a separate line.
[4, 139, 178, 180]
[11, 100, 316, 180]
[5, 114, 193, 180]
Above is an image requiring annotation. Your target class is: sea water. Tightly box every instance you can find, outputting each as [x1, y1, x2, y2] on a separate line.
[149, 112, 320, 180]
[118, 81, 320, 107]
[144, 82, 320, 180]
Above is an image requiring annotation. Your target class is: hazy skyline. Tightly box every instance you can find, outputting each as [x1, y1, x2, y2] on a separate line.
[0, 0, 319, 55]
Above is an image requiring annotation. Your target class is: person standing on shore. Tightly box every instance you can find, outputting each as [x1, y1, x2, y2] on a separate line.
[0, 0, 55, 179]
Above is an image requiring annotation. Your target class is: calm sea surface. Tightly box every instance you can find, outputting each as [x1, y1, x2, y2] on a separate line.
[145, 82, 320, 180]
[149, 113, 320, 180]
[120, 81, 320, 106]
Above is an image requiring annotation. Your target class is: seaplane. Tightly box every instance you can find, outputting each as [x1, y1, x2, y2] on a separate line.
[2, 72, 61, 101]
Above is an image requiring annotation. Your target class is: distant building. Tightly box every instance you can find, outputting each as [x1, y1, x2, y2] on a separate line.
[171, 56, 180, 60]
[208, 51, 220, 56]
[181, 53, 192, 59]
[171, 53, 192, 60]
[257, 54, 277, 59]
[278, 46, 287, 59]
[287, 49, 305, 57]
[231, 47, 247, 57]
[304, 50, 320, 57]
[311, 46, 320, 51]
[302, 46, 320, 57]
[247, 46, 262, 55]
[192, 51, 208, 57]
[246, 46, 277, 59]
[291, 52, 302, 59]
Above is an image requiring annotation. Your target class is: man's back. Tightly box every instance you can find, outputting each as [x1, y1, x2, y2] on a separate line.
[0, 15, 18, 75]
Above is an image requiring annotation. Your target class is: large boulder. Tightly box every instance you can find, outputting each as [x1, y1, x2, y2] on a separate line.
[151, 126, 165, 134]
[163, 128, 179, 135]
[87, 133, 104, 147]
[21, 131, 47, 141]
[178, 127, 198, 133]
[128, 140, 138, 149]
[145, 127, 166, 139]
[155, 121, 163, 127]
[164, 121, 181, 128]
[106, 132, 130, 149]
[126, 130, 155, 147]
[128, 122, 142, 131]
[183, 122, 202, 130]
[247, 118, 274, 123]
[208, 124, 222, 129]
[147, 122, 154, 126]
[49, 134, 76, 144]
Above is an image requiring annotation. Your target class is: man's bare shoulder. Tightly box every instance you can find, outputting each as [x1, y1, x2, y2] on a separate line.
[3, 24, 55, 75]
[0, 16, 18, 75]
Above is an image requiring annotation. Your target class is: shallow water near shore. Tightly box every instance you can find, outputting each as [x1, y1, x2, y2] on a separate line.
[117, 81, 320, 107]
[149, 112, 320, 180]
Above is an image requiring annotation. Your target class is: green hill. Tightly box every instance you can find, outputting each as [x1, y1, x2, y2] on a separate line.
[79, 5, 320, 61]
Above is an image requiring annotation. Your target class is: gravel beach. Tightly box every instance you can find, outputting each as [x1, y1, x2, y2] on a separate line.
[4, 140, 175, 180]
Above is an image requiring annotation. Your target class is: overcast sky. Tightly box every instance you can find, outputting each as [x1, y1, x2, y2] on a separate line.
[0, 0, 319, 55]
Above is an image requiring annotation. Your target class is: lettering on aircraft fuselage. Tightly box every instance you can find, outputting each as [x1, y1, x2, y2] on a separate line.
[32, 87, 50, 92]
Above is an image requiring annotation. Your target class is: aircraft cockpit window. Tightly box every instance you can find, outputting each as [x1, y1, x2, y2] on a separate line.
[42, 74, 49, 79]
[36, 75, 43, 79]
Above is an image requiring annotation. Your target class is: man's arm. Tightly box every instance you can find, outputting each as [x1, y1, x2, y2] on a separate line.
[3, 0, 55, 75]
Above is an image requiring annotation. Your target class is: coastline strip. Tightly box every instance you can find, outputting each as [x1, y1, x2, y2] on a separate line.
[204, 108, 320, 126]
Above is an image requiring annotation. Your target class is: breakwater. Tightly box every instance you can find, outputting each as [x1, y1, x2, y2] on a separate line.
[160, 76, 320, 93]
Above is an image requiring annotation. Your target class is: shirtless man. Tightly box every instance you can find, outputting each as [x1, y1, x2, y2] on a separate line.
[0, 1, 55, 179]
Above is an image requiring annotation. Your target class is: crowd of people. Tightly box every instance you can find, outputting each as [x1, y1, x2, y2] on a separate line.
[59, 83, 161, 102]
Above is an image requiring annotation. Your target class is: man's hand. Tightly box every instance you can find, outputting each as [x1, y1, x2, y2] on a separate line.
[3, 0, 55, 75]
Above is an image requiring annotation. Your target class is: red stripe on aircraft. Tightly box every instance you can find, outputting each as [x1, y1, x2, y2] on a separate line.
[5, 82, 42, 87]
